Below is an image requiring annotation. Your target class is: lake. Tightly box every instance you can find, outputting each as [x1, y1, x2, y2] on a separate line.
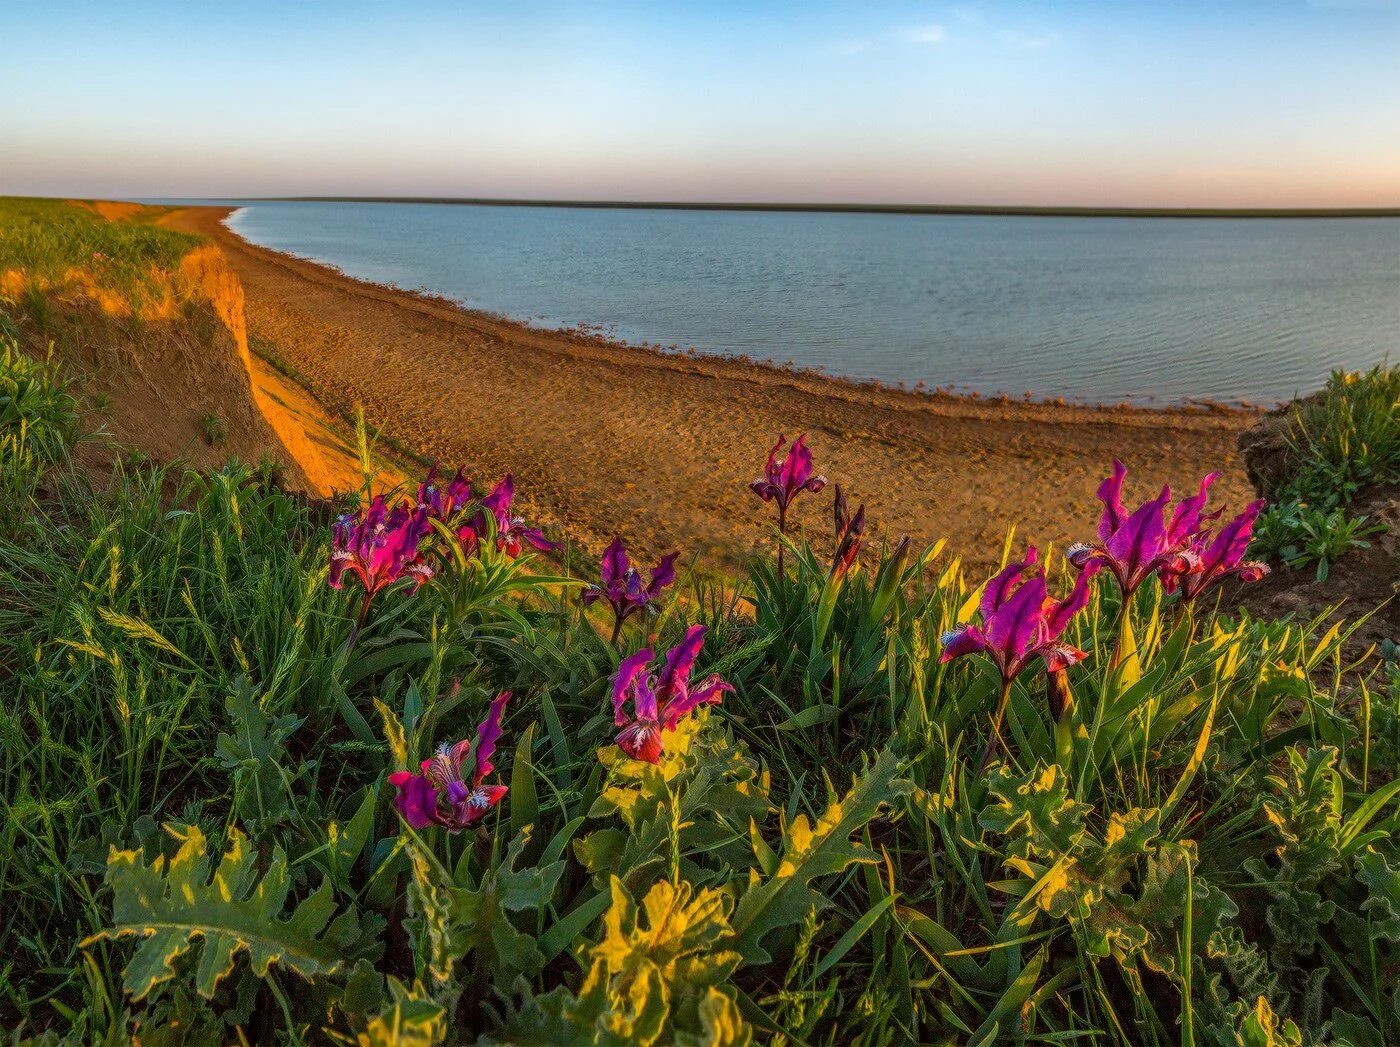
[220, 201, 1399, 405]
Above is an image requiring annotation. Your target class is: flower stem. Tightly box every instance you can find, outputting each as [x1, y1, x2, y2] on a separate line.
[609, 613, 624, 648]
[978, 679, 1015, 772]
[776, 504, 788, 581]
[1109, 594, 1131, 669]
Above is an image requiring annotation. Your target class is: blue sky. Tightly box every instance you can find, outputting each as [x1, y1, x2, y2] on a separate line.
[2, 0, 1397, 206]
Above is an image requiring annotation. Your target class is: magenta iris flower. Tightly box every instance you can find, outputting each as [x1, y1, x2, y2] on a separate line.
[611, 625, 732, 764]
[750, 433, 827, 575]
[457, 474, 557, 559]
[750, 433, 827, 514]
[1067, 460, 1216, 597]
[329, 496, 434, 622]
[940, 546, 1098, 684]
[1159, 499, 1270, 602]
[388, 691, 511, 831]
[831, 486, 865, 577]
[416, 463, 473, 521]
[583, 537, 679, 645]
[942, 547, 1099, 769]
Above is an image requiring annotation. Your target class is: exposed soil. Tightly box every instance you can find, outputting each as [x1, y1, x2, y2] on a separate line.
[16, 295, 309, 488]
[159, 205, 1259, 572]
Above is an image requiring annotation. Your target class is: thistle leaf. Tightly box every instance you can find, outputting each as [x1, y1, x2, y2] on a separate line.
[358, 977, 447, 1047]
[731, 749, 904, 965]
[84, 823, 378, 1001]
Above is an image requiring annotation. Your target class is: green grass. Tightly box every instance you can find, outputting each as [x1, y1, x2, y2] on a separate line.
[1286, 363, 1400, 495]
[197, 410, 226, 447]
[3, 341, 1399, 1046]
[0, 328, 78, 534]
[0, 197, 199, 308]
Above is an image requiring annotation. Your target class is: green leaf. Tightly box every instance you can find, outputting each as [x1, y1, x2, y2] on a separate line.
[510, 722, 540, 844]
[811, 895, 894, 981]
[1235, 996, 1304, 1047]
[358, 977, 447, 1047]
[329, 787, 377, 888]
[214, 680, 302, 832]
[83, 823, 379, 1001]
[732, 749, 905, 964]
[496, 876, 749, 1046]
[1356, 846, 1400, 943]
[403, 832, 462, 986]
[775, 704, 839, 732]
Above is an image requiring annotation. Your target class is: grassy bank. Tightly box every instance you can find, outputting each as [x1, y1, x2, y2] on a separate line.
[3, 204, 1400, 1046]
[1251, 365, 1400, 580]
[0, 198, 198, 314]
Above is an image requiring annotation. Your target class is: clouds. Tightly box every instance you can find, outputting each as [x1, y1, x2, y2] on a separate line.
[899, 23, 947, 45]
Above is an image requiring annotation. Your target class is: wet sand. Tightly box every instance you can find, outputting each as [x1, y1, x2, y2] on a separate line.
[166, 205, 1259, 572]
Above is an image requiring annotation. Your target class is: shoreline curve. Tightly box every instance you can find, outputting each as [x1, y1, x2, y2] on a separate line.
[165, 203, 1261, 570]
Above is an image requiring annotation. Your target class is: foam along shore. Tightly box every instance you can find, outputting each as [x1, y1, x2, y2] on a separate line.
[162, 204, 1260, 570]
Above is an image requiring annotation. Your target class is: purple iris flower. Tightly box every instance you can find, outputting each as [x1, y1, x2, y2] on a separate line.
[416, 463, 473, 521]
[832, 486, 865, 577]
[388, 691, 511, 831]
[457, 474, 557, 559]
[750, 433, 827, 575]
[611, 625, 732, 764]
[941, 546, 1098, 683]
[1159, 499, 1270, 602]
[750, 433, 827, 514]
[942, 547, 1100, 769]
[329, 496, 434, 622]
[1067, 460, 1216, 597]
[583, 537, 679, 645]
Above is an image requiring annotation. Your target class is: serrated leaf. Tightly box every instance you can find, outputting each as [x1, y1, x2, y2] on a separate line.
[358, 977, 447, 1047]
[84, 823, 377, 1000]
[731, 749, 904, 965]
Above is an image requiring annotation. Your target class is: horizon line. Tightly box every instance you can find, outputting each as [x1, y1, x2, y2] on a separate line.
[182, 195, 1400, 219]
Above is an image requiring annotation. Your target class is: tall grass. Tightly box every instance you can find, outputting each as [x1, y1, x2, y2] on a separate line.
[3, 341, 1398, 1045]
[0, 198, 199, 305]
[0, 328, 78, 534]
[1286, 363, 1400, 495]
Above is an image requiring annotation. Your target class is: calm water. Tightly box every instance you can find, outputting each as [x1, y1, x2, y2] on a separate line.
[221, 201, 1399, 405]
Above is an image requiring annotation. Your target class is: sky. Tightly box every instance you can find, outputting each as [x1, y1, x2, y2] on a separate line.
[2, 0, 1398, 208]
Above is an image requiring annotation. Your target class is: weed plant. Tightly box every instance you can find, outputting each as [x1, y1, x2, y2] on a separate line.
[1252, 364, 1399, 576]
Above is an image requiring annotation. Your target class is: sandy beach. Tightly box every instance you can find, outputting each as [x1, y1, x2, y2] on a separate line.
[165, 205, 1259, 571]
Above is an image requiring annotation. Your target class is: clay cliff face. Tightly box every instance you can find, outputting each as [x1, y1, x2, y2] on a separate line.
[9, 209, 311, 487]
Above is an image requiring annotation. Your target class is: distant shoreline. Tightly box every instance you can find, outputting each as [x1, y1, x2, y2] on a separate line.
[211, 196, 1400, 220]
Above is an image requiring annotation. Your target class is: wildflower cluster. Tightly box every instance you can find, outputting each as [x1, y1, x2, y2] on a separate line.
[583, 537, 678, 645]
[328, 463, 556, 625]
[1068, 458, 1269, 603]
[942, 458, 1270, 765]
[611, 624, 732, 763]
[388, 691, 511, 831]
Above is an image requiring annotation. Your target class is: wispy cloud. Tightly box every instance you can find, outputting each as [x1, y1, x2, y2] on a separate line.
[899, 23, 947, 46]
[1004, 30, 1059, 49]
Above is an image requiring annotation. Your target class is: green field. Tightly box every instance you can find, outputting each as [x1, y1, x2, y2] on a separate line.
[2, 204, 1399, 1046]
